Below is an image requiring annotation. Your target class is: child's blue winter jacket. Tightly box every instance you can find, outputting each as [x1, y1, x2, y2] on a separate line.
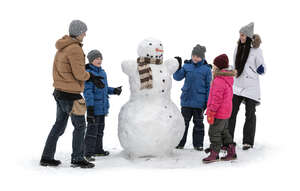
[173, 59, 212, 109]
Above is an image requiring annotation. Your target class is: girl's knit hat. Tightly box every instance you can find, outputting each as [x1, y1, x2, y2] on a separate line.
[213, 54, 229, 70]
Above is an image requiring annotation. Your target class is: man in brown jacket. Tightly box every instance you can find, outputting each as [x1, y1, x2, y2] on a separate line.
[40, 20, 104, 169]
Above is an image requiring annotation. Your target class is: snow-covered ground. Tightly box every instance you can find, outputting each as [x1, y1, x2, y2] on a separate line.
[1, 0, 299, 190]
[25, 142, 269, 170]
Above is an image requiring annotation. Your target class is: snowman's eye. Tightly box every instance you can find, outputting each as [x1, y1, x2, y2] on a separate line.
[149, 43, 152, 46]
[160, 44, 162, 46]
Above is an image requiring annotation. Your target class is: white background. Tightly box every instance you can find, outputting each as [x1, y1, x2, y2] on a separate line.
[0, 0, 299, 190]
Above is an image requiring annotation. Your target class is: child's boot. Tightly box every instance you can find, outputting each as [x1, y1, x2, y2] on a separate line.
[194, 146, 203, 151]
[205, 145, 227, 154]
[85, 155, 96, 162]
[202, 150, 219, 163]
[242, 144, 252, 150]
[95, 150, 110, 157]
[221, 143, 237, 161]
[71, 159, 95, 168]
[221, 145, 228, 152]
[204, 147, 211, 154]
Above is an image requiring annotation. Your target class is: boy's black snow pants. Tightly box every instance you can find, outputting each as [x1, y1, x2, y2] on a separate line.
[177, 107, 205, 148]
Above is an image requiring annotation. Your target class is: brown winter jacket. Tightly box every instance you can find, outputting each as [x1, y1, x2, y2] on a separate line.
[53, 35, 90, 94]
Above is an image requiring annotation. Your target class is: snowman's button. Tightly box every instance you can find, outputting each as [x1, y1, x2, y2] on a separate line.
[162, 79, 165, 83]
[162, 90, 165, 93]
[160, 70, 163, 73]
[169, 115, 172, 118]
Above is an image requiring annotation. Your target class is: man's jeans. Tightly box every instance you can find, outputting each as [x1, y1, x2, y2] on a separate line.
[41, 96, 86, 162]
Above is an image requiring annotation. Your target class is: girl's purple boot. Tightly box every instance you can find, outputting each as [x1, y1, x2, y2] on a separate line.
[221, 143, 237, 161]
[202, 150, 219, 164]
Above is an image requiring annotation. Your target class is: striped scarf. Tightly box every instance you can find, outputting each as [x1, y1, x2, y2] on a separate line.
[137, 57, 163, 90]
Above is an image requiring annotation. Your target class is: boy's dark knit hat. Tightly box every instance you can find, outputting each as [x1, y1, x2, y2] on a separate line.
[213, 54, 229, 70]
[87, 49, 103, 63]
[69, 20, 88, 37]
[192, 44, 206, 59]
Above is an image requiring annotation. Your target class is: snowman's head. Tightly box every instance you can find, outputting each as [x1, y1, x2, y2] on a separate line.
[137, 37, 164, 59]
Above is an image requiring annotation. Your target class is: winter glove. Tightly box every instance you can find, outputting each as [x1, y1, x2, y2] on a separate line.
[206, 110, 216, 125]
[174, 56, 182, 70]
[256, 65, 265, 75]
[113, 86, 122, 95]
[87, 106, 95, 124]
[89, 73, 105, 89]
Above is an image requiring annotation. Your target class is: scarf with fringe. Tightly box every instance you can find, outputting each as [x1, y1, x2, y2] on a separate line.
[137, 57, 163, 89]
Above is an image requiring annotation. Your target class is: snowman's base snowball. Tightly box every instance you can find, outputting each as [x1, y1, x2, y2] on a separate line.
[118, 98, 185, 158]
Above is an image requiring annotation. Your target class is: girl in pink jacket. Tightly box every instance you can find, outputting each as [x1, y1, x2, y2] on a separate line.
[203, 54, 238, 163]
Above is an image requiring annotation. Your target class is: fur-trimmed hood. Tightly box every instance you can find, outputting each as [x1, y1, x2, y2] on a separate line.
[214, 69, 237, 77]
[213, 69, 237, 86]
[252, 34, 262, 48]
[236, 34, 262, 48]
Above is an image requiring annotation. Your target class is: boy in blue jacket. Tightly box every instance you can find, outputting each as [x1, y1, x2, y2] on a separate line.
[173, 44, 212, 151]
[84, 50, 122, 161]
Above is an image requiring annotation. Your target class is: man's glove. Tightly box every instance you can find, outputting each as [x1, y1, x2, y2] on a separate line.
[206, 110, 216, 125]
[87, 106, 95, 124]
[113, 86, 122, 95]
[89, 73, 105, 89]
[174, 56, 182, 71]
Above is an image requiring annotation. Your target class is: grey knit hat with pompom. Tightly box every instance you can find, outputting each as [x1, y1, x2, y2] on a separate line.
[192, 44, 206, 59]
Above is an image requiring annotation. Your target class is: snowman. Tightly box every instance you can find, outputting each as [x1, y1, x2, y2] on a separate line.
[118, 37, 185, 157]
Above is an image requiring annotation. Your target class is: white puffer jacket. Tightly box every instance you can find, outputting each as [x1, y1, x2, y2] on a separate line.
[233, 47, 266, 103]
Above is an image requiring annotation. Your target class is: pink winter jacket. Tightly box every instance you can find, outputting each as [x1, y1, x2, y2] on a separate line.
[207, 69, 236, 119]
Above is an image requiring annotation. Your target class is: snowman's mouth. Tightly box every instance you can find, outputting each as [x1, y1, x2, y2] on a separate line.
[155, 48, 163, 53]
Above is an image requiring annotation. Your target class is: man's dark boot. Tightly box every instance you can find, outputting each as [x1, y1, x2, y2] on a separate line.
[40, 158, 61, 167]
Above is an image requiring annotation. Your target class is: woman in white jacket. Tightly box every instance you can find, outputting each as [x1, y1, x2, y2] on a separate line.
[228, 22, 266, 150]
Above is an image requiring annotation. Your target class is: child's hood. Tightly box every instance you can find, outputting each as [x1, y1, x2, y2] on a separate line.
[214, 69, 236, 86]
[85, 64, 105, 76]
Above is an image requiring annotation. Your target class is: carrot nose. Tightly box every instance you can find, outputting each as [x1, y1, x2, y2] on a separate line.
[155, 48, 163, 53]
